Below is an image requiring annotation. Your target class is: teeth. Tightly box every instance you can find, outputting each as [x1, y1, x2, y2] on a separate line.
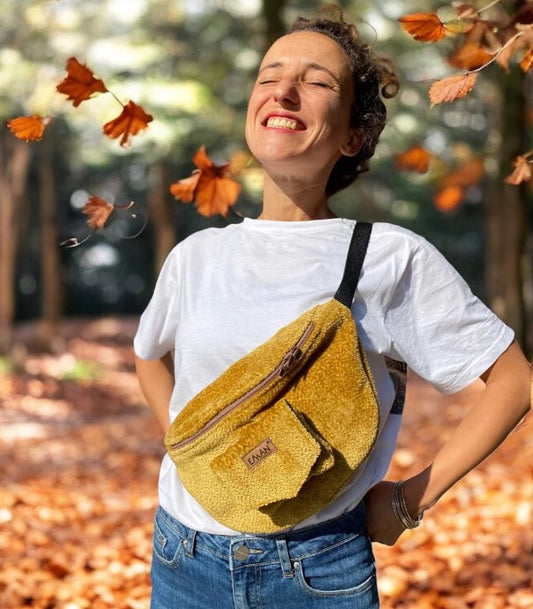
[266, 117, 300, 130]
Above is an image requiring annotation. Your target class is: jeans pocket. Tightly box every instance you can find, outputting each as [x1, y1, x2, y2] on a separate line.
[152, 508, 185, 569]
[295, 532, 377, 598]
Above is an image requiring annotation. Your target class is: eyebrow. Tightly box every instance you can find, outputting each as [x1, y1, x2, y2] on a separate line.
[258, 61, 341, 83]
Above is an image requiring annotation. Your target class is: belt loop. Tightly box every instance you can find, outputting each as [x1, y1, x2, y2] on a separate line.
[183, 528, 197, 558]
[276, 539, 294, 578]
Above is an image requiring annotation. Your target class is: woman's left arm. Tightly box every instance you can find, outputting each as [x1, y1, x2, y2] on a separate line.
[366, 340, 531, 545]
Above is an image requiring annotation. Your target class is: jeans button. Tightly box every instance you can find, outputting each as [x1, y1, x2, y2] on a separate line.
[234, 545, 250, 561]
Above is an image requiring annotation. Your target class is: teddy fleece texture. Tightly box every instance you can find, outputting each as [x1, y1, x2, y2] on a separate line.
[164, 297, 379, 534]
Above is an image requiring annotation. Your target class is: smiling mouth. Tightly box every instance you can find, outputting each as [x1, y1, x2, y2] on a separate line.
[264, 116, 305, 131]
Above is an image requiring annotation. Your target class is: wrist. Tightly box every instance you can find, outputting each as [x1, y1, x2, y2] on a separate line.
[391, 480, 424, 529]
[404, 468, 441, 514]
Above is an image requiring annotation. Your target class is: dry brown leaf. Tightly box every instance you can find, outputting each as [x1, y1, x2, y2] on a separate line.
[56, 57, 108, 107]
[7, 115, 52, 141]
[102, 100, 153, 148]
[82, 195, 115, 230]
[429, 73, 478, 106]
[449, 43, 493, 70]
[439, 157, 485, 189]
[504, 155, 532, 185]
[169, 146, 241, 217]
[395, 146, 432, 174]
[81, 195, 135, 229]
[399, 13, 448, 42]
[520, 48, 533, 71]
[434, 186, 464, 211]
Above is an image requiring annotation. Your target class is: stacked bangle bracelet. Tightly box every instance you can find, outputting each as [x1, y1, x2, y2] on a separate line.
[392, 480, 423, 529]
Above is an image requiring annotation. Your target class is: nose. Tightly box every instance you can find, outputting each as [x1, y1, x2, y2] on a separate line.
[273, 78, 300, 107]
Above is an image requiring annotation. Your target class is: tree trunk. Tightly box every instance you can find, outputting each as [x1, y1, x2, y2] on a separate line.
[37, 137, 62, 349]
[484, 67, 530, 353]
[148, 162, 176, 273]
[0, 133, 30, 355]
[261, 0, 286, 49]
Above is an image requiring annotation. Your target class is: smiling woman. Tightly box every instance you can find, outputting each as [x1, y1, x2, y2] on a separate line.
[133, 5, 531, 609]
[244, 31, 359, 204]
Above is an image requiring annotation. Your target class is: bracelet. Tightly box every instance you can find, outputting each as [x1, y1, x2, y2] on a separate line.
[391, 481, 423, 529]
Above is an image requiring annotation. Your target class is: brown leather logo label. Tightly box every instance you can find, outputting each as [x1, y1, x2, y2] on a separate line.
[242, 438, 277, 470]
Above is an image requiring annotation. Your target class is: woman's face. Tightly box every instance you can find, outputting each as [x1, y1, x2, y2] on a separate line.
[245, 31, 360, 182]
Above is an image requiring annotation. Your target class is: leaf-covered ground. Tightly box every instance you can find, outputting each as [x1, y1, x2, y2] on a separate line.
[1, 319, 531, 609]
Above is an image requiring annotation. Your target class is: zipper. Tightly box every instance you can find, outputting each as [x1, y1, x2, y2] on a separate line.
[169, 321, 315, 450]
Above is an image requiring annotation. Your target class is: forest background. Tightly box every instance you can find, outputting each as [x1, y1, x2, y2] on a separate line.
[1, 2, 532, 608]
[1, 0, 532, 356]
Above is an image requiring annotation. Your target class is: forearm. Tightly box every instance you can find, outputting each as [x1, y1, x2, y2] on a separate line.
[405, 340, 530, 515]
[135, 352, 175, 432]
[366, 341, 530, 546]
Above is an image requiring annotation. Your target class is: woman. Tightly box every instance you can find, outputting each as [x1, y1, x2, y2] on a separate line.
[134, 8, 530, 609]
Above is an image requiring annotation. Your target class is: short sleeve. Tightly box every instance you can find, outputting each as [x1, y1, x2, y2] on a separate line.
[133, 250, 180, 360]
[381, 232, 514, 393]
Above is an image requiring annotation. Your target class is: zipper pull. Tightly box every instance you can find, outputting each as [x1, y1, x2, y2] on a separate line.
[279, 347, 303, 378]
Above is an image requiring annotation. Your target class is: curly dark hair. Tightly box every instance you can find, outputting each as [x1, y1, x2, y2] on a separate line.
[288, 6, 399, 196]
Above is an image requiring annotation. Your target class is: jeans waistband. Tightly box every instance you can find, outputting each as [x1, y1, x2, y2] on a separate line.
[155, 502, 368, 572]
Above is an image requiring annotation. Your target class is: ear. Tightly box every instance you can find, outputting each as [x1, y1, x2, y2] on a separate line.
[340, 129, 363, 157]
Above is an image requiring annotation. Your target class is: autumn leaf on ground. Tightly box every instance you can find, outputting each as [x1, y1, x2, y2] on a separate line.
[434, 186, 464, 211]
[102, 100, 153, 147]
[7, 115, 52, 141]
[504, 155, 532, 185]
[520, 48, 533, 72]
[399, 13, 449, 42]
[449, 43, 493, 70]
[170, 146, 241, 217]
[56, 57, 108, 107]
[395, 146, 432, 174]
[429, 73, 478, 106]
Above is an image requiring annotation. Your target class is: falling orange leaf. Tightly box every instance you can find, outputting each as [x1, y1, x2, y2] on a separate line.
[102, 101, 153, 148]
[520, 48, 533, 72]
[439, 157, 485, 189]
[395, 146, 432, 174]
[82, 196, 115, 230]
[449, 43, 493, 70]
[170, 146, 241, 217]
[56, 57, 108, 107]
[82, 195, 134, 229]
[434, 186, 464, 211]
[399, 13, 448, 42]
[7, 115, 52, 141]
[429, 73, 478, 106]
[504, 155, 532, 185]
[169, 172, 201, 203]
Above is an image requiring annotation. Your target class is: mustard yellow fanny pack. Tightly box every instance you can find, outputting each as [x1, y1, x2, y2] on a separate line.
[164, 222, 379, 533]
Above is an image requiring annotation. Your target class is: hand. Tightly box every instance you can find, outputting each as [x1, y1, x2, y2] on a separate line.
[364, 481, 406, 546]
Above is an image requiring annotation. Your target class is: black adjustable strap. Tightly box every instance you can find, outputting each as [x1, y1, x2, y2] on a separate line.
[334, 222, 372, 308]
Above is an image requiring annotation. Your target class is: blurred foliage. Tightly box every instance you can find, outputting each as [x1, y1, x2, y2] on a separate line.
[60, 358, 104, 383]
[1, 0, 530, 321]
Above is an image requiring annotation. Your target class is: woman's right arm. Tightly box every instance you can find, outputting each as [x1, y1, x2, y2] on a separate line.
[135, 352, 175, 432]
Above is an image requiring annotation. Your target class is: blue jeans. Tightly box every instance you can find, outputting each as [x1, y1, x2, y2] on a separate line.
[151, 503, 379, 609]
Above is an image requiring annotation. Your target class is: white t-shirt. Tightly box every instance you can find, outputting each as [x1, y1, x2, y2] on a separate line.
[133, 217, 513, 535]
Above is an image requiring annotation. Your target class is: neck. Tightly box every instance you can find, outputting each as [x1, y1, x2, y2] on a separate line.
[258, 172, 336, 221]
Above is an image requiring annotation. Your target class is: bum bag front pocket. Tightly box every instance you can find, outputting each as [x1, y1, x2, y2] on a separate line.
[209, 399, 334, 509]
